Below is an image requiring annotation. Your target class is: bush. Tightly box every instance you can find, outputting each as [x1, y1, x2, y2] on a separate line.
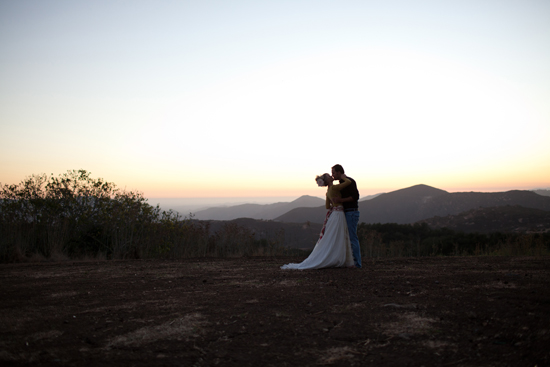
[0, 170, 288, 262]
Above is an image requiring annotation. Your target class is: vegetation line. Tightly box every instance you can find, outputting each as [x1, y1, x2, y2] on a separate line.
[1, 170, 548, 263]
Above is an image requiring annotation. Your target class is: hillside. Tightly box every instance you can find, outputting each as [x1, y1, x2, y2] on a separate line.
[359, 193, 383, 201]
[418, 205, 550, 233]
[359, 184, 449, 224]
[419, 190, 550, 219]
[192, 195, 324, 220]
[532, 189, 550, 197]
[276, 184, 449, 223]
[275, 185, 550, 225]
[272, 206, 328, 225]
[202, 218, 323, 249]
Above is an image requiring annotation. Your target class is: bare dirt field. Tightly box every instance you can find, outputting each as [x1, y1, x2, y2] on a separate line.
[1, 256, 549, 366]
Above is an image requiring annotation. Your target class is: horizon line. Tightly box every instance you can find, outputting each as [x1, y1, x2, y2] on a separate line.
[147, 186, 550, 199]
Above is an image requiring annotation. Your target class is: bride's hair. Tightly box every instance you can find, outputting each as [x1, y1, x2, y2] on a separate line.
[315, 173, 330, 187]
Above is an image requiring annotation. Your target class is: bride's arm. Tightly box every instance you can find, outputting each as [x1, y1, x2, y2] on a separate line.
[333, 176, 351, 191]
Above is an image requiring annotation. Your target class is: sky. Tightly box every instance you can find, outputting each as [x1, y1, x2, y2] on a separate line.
[1, 0, 549, 204]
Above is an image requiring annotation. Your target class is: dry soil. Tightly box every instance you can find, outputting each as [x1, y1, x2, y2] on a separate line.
[1, 256, 549, 366]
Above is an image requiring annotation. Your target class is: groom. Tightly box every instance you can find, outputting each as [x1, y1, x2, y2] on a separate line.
[331, 164, 361, 268]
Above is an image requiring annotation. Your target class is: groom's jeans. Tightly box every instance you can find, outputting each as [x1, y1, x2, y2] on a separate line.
[345, 210, 361, 268]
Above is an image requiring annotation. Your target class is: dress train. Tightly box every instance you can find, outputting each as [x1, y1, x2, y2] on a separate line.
[281, 208, 354, 270]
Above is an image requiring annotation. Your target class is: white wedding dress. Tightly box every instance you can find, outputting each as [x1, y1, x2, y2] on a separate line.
[281, 207, 354, 270]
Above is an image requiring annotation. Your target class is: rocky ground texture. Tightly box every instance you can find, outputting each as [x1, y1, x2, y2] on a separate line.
[1, 256, 549, 366]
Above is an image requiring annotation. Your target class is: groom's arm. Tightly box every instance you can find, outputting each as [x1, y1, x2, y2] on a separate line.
[333, 175, 359, 204]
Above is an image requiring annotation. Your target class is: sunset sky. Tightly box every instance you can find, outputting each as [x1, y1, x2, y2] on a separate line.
[1, 0, 549, 204]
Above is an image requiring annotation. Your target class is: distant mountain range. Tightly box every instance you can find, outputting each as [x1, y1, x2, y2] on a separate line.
[533, 189, 550, 197]
[191, 193, 383, 221]
[193, 195, 325, 220]
[190, 185, 550, 250]
[275, 184, 550, 224]
[187, 184, 550, 228]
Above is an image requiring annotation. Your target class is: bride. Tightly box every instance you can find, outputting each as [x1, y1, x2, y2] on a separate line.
[281, 173, 355, 270]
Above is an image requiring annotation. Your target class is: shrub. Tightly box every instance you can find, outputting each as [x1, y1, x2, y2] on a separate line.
[0, 170, 288, 262]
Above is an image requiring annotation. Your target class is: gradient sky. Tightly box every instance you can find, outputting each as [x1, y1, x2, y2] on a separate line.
[1, 0, 549, 201]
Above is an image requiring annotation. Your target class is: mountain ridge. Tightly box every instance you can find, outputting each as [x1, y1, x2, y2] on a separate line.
[192, 195, 325, 220]
[275, 184, 550, 224]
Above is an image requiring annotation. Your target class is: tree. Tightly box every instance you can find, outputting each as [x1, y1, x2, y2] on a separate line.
[0, 170, 159, 260]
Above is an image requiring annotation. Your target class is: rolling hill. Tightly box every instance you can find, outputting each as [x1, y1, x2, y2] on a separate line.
[204, 218, 323, 250]
[192, 195, 325, 220]
[418, 205, 550, 233]
[532, 189, 550, 197]
[275, 184, 448, 223]
[275, 184, 550, 224]
[188, 186, 550, 251]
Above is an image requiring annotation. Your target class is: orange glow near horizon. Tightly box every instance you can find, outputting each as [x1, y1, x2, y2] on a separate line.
[1, 159, 548, 200]
[139, 170, 549, 199]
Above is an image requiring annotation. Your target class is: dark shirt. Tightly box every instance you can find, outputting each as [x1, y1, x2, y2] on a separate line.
[339, 176, 360, 210]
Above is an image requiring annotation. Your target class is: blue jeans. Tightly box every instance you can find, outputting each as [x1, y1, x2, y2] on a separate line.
[345, 210, 361, 268]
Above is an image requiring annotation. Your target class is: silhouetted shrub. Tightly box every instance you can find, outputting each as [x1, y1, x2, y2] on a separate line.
[0, 170, 287, 262]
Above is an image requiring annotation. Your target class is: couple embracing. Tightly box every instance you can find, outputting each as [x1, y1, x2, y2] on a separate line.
[282, 164, 361, 270]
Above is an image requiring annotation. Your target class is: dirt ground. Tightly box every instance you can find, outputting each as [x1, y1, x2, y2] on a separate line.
[1, 256, 549, 367]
